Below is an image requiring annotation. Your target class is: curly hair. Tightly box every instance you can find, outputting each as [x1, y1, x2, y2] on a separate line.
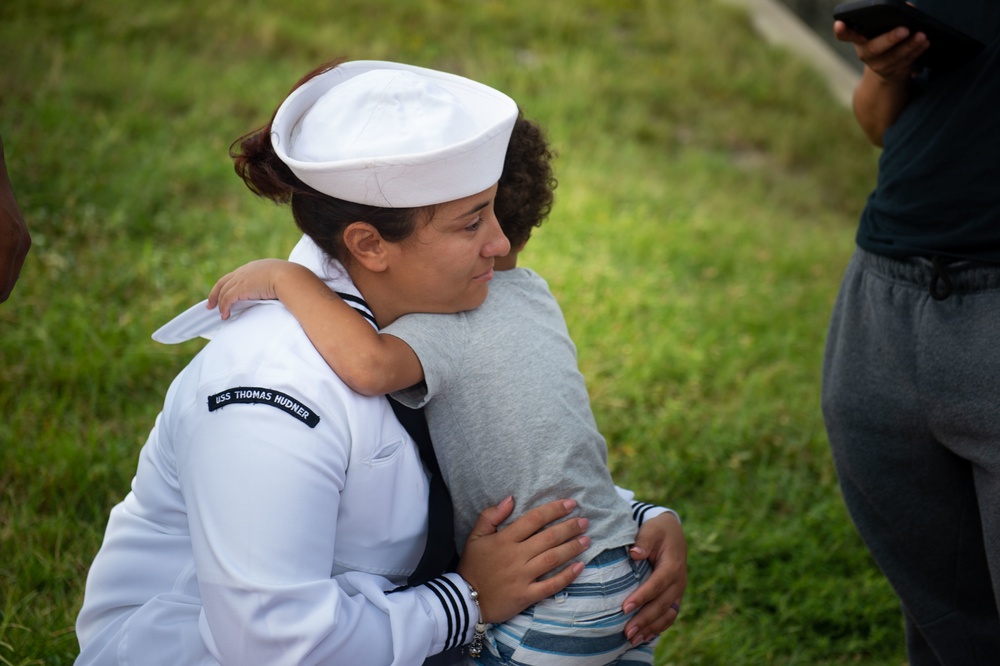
[494, 112, 557, 249]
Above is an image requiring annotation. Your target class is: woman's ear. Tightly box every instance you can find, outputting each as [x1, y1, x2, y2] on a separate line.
[343, 222, 390, 272]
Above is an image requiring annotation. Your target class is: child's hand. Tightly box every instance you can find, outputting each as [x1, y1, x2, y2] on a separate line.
[208, 258, 291, 320]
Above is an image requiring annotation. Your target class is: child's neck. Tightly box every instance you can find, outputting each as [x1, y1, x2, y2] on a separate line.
[494, 249, 520, 272]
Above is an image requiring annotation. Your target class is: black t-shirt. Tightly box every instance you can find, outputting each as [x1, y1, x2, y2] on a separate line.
[857, 1, 1000, 262]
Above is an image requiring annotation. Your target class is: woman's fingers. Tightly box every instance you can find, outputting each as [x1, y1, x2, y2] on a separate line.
[500, 498, 578, 542]
[522, 519, 590, 575]
[458, 497, 591, 623]
[622, 512, 688, 644]
[466, 495, 515, 538]
[525, 560, 585, 602]
[625, 582, 685, 644]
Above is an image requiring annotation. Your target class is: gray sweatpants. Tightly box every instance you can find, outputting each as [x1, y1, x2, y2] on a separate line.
[822, 248, 1000, 665]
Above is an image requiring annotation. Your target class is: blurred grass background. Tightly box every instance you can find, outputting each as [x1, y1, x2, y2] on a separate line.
[0, 0, 904, 663]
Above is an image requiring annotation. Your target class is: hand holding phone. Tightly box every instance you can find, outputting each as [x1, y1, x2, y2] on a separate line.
[833, 0, 984, 72]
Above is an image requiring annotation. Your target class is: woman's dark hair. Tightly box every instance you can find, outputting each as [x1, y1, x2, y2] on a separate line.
[229, 59, 424, 263]
[494, 112, 557, 248]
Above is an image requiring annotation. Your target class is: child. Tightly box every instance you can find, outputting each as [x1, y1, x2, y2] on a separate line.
[209, 115, 676, 665]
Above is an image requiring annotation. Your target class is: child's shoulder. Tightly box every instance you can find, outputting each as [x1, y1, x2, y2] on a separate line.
[489, 268, 562, 319]
[495, 265, 545, 285]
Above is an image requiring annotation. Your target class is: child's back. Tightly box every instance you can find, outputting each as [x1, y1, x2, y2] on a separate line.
[385, 267, 636, 559]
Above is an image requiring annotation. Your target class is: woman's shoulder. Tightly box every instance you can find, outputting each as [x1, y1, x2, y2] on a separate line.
[207, 305, 336, 370]
[162, 304, 395, 465]
[175, 304, 375, 417]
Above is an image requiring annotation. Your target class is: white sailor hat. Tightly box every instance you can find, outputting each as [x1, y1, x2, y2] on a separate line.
[271, 60, 518, 208]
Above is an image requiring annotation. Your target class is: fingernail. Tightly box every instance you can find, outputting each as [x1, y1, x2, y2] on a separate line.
[577, 518, 590, 530]
[628, 545, 645, 558]
[625, 626, 638, 640]
[623, 602, 636, 614]
[499, 496, 513, 509]
[578, 535, 592, 548]
[562, 499, 577, 511]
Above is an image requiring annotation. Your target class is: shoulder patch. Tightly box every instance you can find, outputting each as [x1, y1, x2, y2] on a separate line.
[207, 386, 320, 428]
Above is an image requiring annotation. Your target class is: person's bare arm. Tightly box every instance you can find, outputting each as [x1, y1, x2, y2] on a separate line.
[209, 259, 424, 395]
[833, 21, 928, 146]
[0, 135, 30, 303]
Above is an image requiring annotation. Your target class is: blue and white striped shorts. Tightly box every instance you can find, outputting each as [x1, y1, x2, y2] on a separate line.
[474, 547, 657, 666]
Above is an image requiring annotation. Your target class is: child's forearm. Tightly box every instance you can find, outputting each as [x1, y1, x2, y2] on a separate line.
[274, 265, 421, 396]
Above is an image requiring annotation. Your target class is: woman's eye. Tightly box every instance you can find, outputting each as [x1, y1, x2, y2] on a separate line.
[465, 218, 483, 232]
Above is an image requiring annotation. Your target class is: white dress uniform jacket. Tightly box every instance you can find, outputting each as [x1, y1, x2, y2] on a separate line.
[75, 240, 477, 665]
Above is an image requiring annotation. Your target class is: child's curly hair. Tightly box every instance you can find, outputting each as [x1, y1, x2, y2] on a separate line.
[494, 112, 557, 248]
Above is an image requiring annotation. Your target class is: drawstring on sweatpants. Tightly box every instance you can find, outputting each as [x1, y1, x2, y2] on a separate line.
[929, 255, 953, 301]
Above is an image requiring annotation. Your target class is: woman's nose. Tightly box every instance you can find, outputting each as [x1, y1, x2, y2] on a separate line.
[484, 214, 511, 258]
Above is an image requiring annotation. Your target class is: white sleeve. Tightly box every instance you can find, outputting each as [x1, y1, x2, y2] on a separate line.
[614, 485, 681, 525]
[175, 386, 475, 664]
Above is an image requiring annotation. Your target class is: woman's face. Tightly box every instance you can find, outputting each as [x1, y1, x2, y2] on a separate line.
[380, 183, 510, 324]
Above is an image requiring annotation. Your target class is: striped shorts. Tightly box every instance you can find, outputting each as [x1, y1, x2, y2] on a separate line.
[474, 547, 657, 666]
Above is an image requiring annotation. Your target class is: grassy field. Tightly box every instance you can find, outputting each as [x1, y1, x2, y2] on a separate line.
[0, 0, 905, 663]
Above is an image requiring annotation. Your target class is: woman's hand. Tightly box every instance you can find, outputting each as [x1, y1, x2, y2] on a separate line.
[208, 258, 299, 319]
[457, 497, 591, 624]
[621, 512, 687, 646]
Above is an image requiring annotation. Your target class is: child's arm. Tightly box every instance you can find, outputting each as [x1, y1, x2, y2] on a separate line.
[208, 259, 424, 396]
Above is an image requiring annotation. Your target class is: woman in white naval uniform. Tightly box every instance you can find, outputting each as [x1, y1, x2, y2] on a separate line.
[75, 60, 686, 665]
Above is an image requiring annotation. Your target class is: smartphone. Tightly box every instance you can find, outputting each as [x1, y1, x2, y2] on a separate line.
[833, 0, 985, 72]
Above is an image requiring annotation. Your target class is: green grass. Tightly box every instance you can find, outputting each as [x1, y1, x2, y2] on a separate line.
[0, 0, 904, 663]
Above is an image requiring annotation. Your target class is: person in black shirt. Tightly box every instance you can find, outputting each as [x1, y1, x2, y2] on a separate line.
[824, 4, 1000, 664]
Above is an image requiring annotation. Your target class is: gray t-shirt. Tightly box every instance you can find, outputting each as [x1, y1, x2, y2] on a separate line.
[384, 267, 636, 560]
